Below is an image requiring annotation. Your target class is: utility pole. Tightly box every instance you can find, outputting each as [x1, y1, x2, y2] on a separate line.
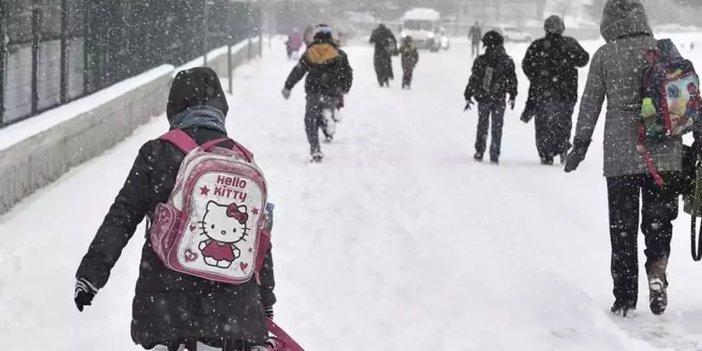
[0, 0, 6, 124]
[203, 0, 208, 66]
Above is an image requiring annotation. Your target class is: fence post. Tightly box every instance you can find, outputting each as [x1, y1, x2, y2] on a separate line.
[60, 0, 68, 103]
[203, 0, 208, 66]
[82, 0, 89, 94]
[0, 0, 6, 125]
[31, 6, 40, 114]
[227, 44, 232, 94]
[258, 30, 263, 58]
[247, 37, 252, 61]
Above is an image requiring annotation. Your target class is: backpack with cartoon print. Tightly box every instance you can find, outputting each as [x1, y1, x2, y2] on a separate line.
[148, 129, 270, 285]
[639, 39, 702, 185]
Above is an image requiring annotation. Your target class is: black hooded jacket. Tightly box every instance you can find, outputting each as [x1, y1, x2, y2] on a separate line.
[284, 38, 353, 96]
[464, 47, 518, 104]
[522, 34, 590, 105]
[76, 67, 275, 348]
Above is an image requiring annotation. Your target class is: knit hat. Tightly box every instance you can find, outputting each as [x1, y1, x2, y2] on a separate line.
[544, 15, 565, 35]
[313, 24, 334, 41]
[482, 31, 504, 48]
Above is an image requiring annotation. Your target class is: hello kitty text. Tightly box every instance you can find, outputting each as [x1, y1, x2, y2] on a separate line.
[214, 175, 248, 202]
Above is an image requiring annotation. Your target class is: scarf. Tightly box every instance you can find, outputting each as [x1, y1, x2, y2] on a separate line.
[169, 105, 227, 134]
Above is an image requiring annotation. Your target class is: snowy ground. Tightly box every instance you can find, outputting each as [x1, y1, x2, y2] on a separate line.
[4, 35, 702, 350]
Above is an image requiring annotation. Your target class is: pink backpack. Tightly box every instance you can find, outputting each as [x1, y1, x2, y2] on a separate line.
[149, 129, 270, 284]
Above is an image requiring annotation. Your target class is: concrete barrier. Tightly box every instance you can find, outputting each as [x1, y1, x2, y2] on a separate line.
[0, 38, 261, 215]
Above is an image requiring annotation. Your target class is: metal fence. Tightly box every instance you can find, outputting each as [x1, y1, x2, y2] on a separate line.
[0, 0, 260, 127]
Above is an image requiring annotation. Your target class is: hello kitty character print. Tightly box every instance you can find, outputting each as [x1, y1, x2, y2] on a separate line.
[148, 130, 270, 285]
[198, 201, 250, 268]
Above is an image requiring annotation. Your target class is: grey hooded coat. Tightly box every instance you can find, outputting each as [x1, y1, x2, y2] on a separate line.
[572, 0, 682, 177]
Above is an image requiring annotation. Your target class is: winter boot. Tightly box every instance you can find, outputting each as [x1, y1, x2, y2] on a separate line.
[490, 156, 499, 165]
[311, 150, 324, 163]
[474, 152, 484, 162]
[541, 156, 554, 165]
[611, 299, 637, 317]
[648, 257, 669, 315]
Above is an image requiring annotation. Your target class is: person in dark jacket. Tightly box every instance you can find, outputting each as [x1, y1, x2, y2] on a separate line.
[522, 15, 590, 165]
[468, 22, 482, 58]
[282, 24, 353, 162]
[399, 36, 419, 89]
[369, 24, 398, 87]
[565, 0, 678, 317]
[74, 67, 276, 351]
[464, 31, 518, 164]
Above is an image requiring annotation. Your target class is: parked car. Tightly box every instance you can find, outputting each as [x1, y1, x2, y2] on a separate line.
[492, 26, 533, 43]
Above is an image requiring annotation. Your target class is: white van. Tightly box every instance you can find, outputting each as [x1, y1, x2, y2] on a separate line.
[400, 8, 442, 52]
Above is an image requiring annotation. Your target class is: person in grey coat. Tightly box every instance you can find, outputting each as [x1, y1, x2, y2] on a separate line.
[564, 0, 678, 317]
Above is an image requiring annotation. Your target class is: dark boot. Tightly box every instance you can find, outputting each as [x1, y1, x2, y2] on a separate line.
[474, 152, 484, 162]
[611, 299, 637, 317]
[648, 256, 669, 315]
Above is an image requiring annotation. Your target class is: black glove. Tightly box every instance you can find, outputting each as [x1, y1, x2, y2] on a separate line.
[74, 277, 98, 312]
[464, 99, 474, 111]
[281, 88, 291, 100]
[564, 138, 591, 173]
[264, 305, 274, 319]
[508, 96, 516, 110]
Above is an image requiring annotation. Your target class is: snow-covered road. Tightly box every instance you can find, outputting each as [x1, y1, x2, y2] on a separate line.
[3, 36, 702, 350]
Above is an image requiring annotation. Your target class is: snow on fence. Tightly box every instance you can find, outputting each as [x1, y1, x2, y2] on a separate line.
[0, 38, 262, 216]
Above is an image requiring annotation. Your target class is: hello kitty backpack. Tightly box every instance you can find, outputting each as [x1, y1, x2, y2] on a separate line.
[148, 129, 270, 284]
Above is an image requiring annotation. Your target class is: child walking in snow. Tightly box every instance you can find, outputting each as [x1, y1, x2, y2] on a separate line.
[74, 67, 277, 351]
[399, 36, 419, 89]
[464, 31, 518, 165]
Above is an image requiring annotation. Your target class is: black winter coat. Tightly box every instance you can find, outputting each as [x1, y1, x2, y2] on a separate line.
[522, 34, 589, 117]
[464, 47, 518, 105]
[370, 26, 397, 57]
[399, 43, 419, 71]
[284, 39, 353, 97]
[76, 68, 275, 349]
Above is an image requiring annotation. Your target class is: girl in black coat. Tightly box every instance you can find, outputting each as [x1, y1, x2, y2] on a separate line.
[74, 67, 276, 351]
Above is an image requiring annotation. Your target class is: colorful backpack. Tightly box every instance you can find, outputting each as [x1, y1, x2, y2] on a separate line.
[148, 129, 270, 284]
[639, 39, 702, 184]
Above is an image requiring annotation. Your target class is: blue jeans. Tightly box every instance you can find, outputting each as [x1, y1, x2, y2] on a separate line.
[475, 102, 505, 159]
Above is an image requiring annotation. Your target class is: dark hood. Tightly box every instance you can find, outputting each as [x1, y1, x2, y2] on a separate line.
[600, 0, 652, 42]
[167, 67, 229, 120]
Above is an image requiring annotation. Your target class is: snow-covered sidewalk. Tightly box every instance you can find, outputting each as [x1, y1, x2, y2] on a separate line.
[3, 37, 702, 350]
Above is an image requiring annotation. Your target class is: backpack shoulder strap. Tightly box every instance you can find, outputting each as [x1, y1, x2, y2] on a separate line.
[232, 141, 254, 161]
[160, 129, 199, 153]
